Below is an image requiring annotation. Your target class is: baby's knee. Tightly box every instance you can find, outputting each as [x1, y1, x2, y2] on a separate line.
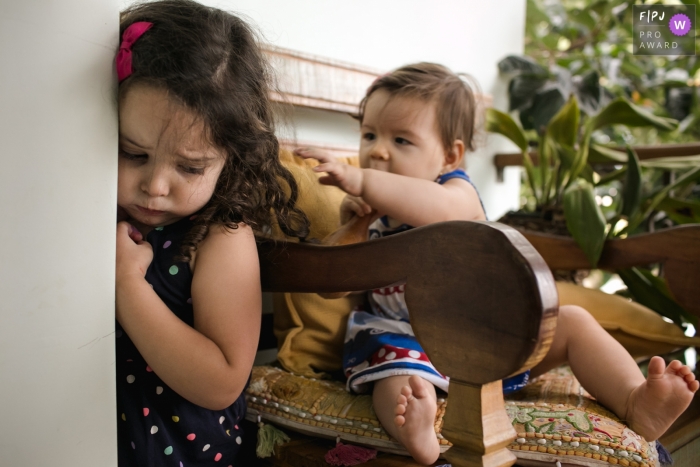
[558, 304, 599, 329]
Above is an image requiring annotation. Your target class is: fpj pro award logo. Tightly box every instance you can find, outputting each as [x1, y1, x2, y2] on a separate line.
[633, 5, 695, 56]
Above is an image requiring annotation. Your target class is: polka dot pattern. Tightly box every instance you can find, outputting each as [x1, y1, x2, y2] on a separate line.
[116, 216, 245, 465]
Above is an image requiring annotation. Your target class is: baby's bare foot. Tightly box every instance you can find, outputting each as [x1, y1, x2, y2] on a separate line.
[394, 375, 440, 465]
[626, 357, 698, 441]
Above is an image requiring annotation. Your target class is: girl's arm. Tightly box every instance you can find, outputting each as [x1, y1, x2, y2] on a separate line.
[296, 148, 485, 226]
[116, 222, 261, 410]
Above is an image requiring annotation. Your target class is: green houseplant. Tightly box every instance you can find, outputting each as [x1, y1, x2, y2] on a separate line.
[487, 98, 699, 330]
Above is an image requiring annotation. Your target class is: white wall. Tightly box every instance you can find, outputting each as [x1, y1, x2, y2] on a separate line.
[199, 0, 527, 219]
[0, 1, 119, 466]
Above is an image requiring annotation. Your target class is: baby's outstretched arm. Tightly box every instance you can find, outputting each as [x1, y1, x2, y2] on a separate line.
[116, 222, 261, 410]
[295, 147, 485, 226]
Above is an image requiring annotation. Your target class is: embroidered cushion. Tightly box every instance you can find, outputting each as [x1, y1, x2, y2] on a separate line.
[246, 365, 660, 467]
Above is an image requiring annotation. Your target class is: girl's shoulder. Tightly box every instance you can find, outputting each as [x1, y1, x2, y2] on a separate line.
[190, 222, 257, 273]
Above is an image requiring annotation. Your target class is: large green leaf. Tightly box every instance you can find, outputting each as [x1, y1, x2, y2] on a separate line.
[573, 70, 602, 115]
[620, 146, 641, 219]
[485, 108, 539, 204]
[546, 95, 579, 148]
[589, 144, 627, 163]
[485, 108, 528, 152]
[629, 166, 700, 231]
[563, 179, 607, 267]
[618, 267, 698, 328]
[590, 98, 678, 132]
[520, 87, 567, 132]
[657, 197, 700, 224]
[508, 75, 548, 112]
[640, 155, 700, 169]
[498, 55, 548, 76]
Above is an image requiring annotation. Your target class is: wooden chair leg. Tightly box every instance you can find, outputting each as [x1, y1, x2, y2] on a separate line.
[441, 380, 517, 467]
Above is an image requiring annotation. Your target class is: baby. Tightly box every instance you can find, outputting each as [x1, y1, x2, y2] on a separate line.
[296, 62, 698, 465]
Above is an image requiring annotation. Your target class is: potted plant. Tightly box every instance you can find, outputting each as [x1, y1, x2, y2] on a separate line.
[487, 98, 700, 330]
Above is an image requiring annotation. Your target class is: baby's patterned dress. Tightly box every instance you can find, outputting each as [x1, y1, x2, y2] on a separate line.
[116, 216, 246, 466]
[342, 169, 530, 395]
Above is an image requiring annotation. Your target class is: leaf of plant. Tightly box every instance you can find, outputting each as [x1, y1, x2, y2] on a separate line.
[573, 70, 602, 115]
[520, 87, 567, 133]
[657, 197, 700, 224]
[629, 166, 700, 231]
[498, 55, 548, 76]
[640, 155, 700, 170]
[485, 108, 529, 152]
[589, 144, 627, 163]
[618, 267, 698, 328]
[508, 75, 548, 112]
[665, 87, 693, 121]
[590, 98, 678, 131]
[596, 167, 626, 186]
[546, 95, 579, 148]
[620, 146, 641, 219]
[563, 179, 607, 267]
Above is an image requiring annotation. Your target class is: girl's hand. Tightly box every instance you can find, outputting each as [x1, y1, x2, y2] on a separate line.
[340, 195, 373, 225]
[116, 221, 153, 282]
[294, 147, 364, 196]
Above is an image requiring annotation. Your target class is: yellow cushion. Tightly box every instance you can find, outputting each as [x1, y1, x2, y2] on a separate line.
[557, 282, 700, 359]
[274, 150, 361, 377]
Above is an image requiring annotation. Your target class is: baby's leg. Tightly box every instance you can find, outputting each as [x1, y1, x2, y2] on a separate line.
[532, 305, 698, 440]
[373, 375, 440, 465]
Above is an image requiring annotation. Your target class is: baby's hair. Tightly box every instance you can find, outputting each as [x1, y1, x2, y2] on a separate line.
[359, 63, 480, 154]
[119, 0, 309, 259]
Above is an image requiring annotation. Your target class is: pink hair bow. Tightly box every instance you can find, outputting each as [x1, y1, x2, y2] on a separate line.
[116, 21, 153, 83]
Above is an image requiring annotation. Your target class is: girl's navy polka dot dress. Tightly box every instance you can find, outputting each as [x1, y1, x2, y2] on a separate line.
[116, 216, 246, 466]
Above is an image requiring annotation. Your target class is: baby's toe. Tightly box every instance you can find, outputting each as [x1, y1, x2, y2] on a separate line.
[394, 414, 405, 427]
[395, 402, 407, 416]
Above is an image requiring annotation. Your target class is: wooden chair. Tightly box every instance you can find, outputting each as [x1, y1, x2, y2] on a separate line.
[255, 220, 559, 467]
[246, 223, 700, 467]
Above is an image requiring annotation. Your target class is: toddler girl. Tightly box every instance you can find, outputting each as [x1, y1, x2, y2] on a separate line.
[296, 63, 698, 465]
[115, 1, 308, 465]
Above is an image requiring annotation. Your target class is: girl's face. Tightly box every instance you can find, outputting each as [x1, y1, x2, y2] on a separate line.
[118, 84, 225, 228]
[359, 90, 458, 180]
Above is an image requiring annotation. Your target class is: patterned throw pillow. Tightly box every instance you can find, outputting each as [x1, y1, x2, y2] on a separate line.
[246, 365, 660, 467]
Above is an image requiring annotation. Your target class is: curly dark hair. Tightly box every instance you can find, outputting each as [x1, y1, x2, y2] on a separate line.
[359, 63, 480, 153]
[119, 0, 309, 259]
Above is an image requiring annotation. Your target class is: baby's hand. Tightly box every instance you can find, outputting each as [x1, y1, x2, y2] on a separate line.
[116, 221, 153, 282]
[340, 195, 373, 225]
[294, 147, 363, 196]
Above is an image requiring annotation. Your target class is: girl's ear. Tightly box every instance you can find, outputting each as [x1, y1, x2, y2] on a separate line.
[443, 139, 465, 172]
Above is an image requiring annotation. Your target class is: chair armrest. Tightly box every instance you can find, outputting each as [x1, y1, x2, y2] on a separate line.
[522, 224, 700, 319]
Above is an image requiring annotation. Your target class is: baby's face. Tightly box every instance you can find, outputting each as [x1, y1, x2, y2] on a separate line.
[359, 90, 448, 181]
[117, 84, 225, 228]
